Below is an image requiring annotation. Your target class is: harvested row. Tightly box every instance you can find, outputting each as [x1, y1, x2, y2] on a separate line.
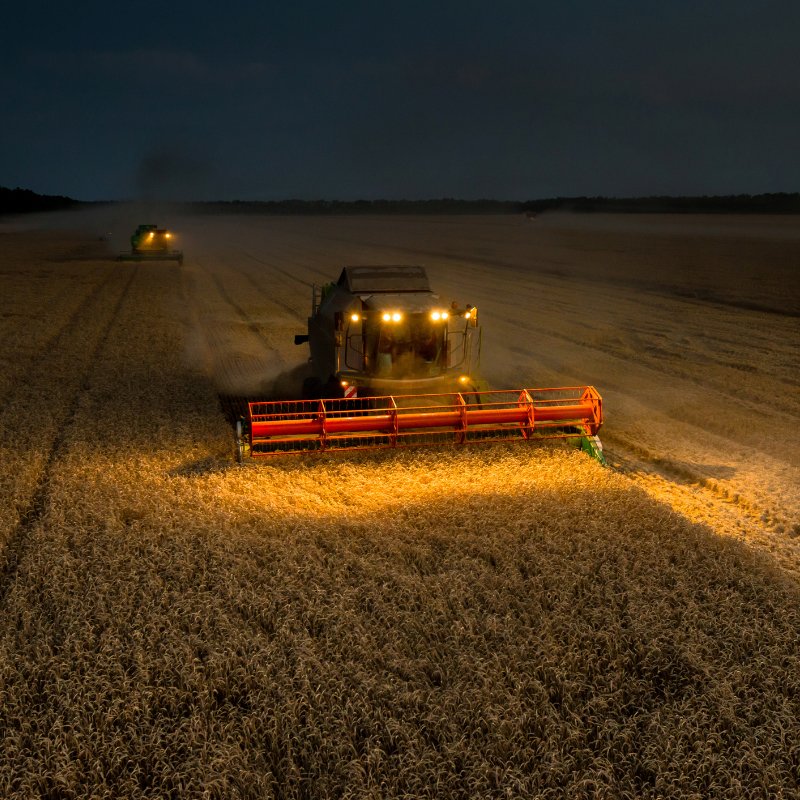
[0, 232, 110, 402]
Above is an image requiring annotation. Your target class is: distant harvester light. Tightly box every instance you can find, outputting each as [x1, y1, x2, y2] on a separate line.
[391, 312, 402, 322]
[350, 313, 360, 322]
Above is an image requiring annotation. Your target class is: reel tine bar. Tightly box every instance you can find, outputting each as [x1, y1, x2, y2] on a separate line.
[246, 387, 602, 456]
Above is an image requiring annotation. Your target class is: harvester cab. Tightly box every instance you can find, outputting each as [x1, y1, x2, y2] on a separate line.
[117, 224, 183, 264]
[295, 265, 482, 399]
[234, 264, 606, 464]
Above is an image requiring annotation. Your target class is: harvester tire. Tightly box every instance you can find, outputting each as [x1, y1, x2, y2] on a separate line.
[235, 419, 246, 463]
[323, 375, 346, 399]
[302, 377, 323, 399]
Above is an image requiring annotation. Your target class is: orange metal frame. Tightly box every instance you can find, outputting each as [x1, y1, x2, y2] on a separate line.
[245, 387, 602, 457]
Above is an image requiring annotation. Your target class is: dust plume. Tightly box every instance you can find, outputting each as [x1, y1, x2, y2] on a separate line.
[135, 147, 221, 202]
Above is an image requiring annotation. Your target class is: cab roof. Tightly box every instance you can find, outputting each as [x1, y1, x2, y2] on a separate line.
[337, 265, 431, 294]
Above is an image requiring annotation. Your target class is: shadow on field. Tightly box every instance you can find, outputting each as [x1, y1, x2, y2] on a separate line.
[169, 456, 234, 477]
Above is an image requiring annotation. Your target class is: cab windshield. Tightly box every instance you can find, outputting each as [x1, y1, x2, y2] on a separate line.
[346, 313, 447, 378]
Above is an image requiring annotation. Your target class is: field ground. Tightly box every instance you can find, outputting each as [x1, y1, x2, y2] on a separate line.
[0, 210, 798, 798]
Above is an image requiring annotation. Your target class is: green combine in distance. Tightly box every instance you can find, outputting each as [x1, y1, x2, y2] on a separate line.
[117, 224, 183, 264]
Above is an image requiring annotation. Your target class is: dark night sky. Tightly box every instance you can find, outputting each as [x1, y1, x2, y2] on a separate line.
[3, 1, 799, 201]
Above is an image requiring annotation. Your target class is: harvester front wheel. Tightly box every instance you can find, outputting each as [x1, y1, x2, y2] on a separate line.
[235, 418, 247, 463]
[323, 375, 348, 399]
[302, 376, 323, 399]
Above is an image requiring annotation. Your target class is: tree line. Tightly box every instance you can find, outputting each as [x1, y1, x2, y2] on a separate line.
[192, 193, 800, 215]
[3, 186, 799, 216]
[0, 186, 80, 215]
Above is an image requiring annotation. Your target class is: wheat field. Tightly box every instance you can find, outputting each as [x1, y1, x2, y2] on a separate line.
[0, 211, 798, 798]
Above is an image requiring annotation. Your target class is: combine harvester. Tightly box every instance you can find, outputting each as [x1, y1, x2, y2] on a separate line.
[117, 224, 183, 264]
[236, 266, 604, 463]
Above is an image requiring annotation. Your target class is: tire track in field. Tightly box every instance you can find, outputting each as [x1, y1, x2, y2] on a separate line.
[188, 256, 307, 403]
[233, 245, 320, 287]
[0, 267, 138, 606]
[205, 266, 288, 363]
[190, 255, 289, 349]
[216, 249, 308, 322]
[181, 254, 311, 424]
[0, 266, 117, 410]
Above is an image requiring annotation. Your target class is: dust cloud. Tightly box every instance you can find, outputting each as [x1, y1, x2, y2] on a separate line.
[135, 148, 222, 203]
